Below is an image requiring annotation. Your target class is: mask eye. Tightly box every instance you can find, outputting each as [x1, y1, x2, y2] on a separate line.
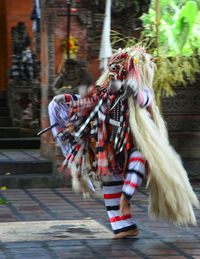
[110, 64, 115, 70]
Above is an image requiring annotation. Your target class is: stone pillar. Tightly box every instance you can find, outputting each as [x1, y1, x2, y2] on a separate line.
[40, 0, 56, 160]
[40, 0, 90, 171]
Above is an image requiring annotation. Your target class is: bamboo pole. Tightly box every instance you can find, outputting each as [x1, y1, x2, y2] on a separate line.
[66, 0, 72, 60]
[155, 0, 160, 56]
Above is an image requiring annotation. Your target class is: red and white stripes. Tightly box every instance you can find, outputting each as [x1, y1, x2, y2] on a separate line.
[103, 174, 137, 234]
[122, 149, 146, 199]
[103, 149, 145, 234]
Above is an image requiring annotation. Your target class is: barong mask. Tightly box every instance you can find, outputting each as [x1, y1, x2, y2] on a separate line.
[106, 46, 155, 97]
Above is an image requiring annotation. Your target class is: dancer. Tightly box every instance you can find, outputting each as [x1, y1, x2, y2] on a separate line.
[48, 46, 199, 239]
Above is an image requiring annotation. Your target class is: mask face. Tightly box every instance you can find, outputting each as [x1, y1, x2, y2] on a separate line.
[107, 47, 156, 93]
[108, 59, 127, 81]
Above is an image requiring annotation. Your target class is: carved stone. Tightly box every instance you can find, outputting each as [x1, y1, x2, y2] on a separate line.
[53, 58, 93, 95]
[162, 86, 200, 115]
[162, 84, 200, 161]
[7, 80, 40, 129]
[165, 117, 200, 132]
[11, 22, 30, 55]
[78, 10, 92, 27]
[88, 0, 151, 15]
[8, 21, 41, 129]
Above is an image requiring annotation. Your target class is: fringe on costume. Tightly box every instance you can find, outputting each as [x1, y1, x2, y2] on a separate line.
[125, 49, 199, 226]
[70, 147, 103, 199]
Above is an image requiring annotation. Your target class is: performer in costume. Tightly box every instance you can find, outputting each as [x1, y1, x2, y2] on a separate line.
[48, 46, 199, 239]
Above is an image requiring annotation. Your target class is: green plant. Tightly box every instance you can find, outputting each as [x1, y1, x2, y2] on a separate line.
[153, 54, 199, 107]
[141, 0, 200, 56]
[111, 30, 200, 107]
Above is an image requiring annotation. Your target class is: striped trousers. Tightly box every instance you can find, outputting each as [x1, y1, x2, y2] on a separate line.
[103, 149, 146, 234]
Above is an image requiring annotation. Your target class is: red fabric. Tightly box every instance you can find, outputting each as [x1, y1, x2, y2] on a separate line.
[65, 94, 72, 104]
[57, 127, 66, 133]
[123, 181, 139, 189]
[104, 192, 122, 199]
[110, 214, 132, 223]
[97, 121, 117, 176]
[139, 92, 144, 106]
[128, 157, 145, 164]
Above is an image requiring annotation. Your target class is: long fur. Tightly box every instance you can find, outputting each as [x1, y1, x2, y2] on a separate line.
[128, 97, 199, 225]
[99, 48, 199, 225]
[126, 49, 199, 225]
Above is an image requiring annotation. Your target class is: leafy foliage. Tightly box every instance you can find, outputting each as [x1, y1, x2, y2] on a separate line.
[153, 54, 199, 107]
[141, 0, 200, 56]
[111, 30, 200, 107]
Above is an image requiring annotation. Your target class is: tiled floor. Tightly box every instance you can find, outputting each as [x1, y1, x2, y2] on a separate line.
[0, 185, 199, 259]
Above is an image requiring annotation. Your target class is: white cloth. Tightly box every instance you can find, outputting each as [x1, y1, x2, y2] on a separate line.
[48, 100, 71, 157]
[99, 0, 112, 72]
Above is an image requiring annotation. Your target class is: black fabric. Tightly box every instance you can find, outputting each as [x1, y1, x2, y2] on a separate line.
[143, 96, 149, 107]
[122, 191, 132, 200]
[126, 169, 144, 179]
[72, 95, 78, 101]
[113, 224, 137, 234]
[106, 205, 120, 211]
[103, 181, 124, 186]
[96, 146, 105, 152]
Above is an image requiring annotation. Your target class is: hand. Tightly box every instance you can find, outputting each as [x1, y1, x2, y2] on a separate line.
[53, 94, 66, 104]
[120, 194, 131, 216]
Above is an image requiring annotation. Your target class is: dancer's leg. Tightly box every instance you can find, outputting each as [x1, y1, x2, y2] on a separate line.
[103, 174, 138, 239]
[121, 148, 146, 202]
[103, 149, 146, 239]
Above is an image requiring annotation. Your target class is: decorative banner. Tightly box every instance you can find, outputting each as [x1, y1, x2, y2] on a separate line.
[99, 0, 112, 73]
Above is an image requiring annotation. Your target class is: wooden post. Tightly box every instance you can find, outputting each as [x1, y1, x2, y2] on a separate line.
[155, 0, 160, 56]
[66, 0, 72, 60]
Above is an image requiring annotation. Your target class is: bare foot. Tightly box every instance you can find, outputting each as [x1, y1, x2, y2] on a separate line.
[119, 194, 131, 216]
[112, 228, 139, 239]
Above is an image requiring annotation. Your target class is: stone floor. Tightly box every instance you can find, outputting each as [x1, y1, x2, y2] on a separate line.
[0, 185, 199, 259]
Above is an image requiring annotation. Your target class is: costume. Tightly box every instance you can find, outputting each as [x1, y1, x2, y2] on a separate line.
[48, 94, 80, 157]
[48, 46, 199, 236]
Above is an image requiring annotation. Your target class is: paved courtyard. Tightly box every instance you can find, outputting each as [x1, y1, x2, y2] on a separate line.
[0, 184, 199, 259]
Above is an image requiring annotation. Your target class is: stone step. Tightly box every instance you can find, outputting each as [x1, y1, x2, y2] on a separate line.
[0, 108, 10, 117]
[0, 127, 38, 137]
[0, 137, 40, 149]
[0, 117, 12, 127]
[0, 98, 8, 108]
[0, 174, 66, 188]
[0, 149, 51, 174]
[0, 161, 52, 175]
[0, 149, 66, 188]
[0, 127, 20, 138]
